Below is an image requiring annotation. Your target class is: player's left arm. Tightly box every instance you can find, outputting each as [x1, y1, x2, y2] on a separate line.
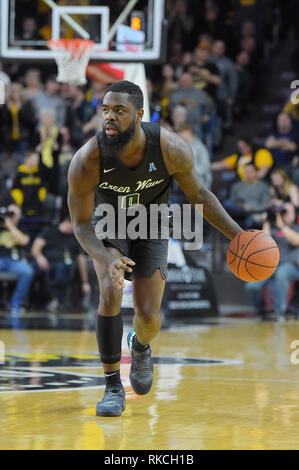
[161, 128, 243, 240]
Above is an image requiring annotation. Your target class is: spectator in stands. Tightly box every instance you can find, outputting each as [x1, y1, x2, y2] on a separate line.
[18, 17, 43, 41]
[168, 42, 184, 75]
[177, 123, 212, 188]
[167, 0, 195, 53]
[209, 40, 238, 130]
[35, 108, 62, 196]
[240, 20, 264, 56]
[65, 85, 95, 147]
[172, 50, 195, 80]
[169, 72, 214, 139]
[268, 169, 299, 208]
[234, 51, 254, 117]
[31, 214, 91, 312]
[85, 81, 106, 110]
[0, 203, 34, 316]
[240, 36, 259, 75]
[0, 83, 37, 154]
[223, 163, 271, 229]
[265, 113, 298, 169]
[245, 202, 299, 321]
[10, 149, 46, 241]
[188, 42, 221, 102]
[60, 83, 72, 103]
[212, 138, 273, 181]
[82, 106, 101, 139]
[240, 20, 256, 41]
[33, 76, 66, 128]
[234, 0, 264, 46]
[58, 126, 74, 166]
[197, 3, 228, 45]
[24, 69, 43, 101]
[171, 104, 187, 132]
[159, 64, 178, 95]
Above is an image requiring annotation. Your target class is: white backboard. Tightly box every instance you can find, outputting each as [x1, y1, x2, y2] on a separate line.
[0, 0, 165, 62]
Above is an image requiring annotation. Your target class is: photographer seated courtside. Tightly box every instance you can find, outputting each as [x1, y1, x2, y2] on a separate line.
[245, 202, 299, 321]
[0, 203, 34, 316]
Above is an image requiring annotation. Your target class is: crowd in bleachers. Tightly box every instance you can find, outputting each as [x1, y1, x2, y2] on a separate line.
[0, 0, 299, 320]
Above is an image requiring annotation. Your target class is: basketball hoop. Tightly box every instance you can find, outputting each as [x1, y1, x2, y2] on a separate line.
[48, 38, 94, 86]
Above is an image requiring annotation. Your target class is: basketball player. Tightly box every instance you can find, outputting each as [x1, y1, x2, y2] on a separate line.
[68, 81, 243, 417]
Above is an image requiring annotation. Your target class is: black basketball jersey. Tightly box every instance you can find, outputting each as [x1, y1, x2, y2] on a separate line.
[93, 122, 172, 213]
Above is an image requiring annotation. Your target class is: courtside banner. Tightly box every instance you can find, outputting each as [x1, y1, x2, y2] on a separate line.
[162, 240, 218, 318]
[163, 264, 218, 318]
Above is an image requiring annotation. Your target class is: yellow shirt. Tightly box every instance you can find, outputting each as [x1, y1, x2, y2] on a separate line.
[9, 104, 20, 140]
[225, 149, 273, 181]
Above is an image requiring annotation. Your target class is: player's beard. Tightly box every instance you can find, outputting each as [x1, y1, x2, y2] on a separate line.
[101, 118, 136, 153]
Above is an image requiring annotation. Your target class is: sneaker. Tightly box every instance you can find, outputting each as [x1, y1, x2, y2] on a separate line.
[96, 386, 126, 417]
[127, 329, 153, 395]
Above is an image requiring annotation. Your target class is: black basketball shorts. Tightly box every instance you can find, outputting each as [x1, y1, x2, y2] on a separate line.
[102, 237, 169, 281]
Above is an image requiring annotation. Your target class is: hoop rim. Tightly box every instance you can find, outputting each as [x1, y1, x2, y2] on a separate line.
[48, 38, 94, 52]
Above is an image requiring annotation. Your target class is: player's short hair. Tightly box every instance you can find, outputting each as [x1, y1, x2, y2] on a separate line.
[104, 80, 144, 109]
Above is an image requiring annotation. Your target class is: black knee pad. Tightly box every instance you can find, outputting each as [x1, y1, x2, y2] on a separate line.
[96, 313, 123, 364]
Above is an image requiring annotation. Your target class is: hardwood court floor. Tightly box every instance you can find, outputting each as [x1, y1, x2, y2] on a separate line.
[1, 320, 299, 450]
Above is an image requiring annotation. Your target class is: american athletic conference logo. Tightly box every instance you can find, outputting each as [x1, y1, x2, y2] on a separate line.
[0, 353, 242, 393]
[149, 162, 157, 172]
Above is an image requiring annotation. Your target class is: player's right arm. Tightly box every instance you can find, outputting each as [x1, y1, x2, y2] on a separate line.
[67, 136, 135, 288]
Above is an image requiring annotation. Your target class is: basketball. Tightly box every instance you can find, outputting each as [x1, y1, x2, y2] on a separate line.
[226, 230, 280, 282]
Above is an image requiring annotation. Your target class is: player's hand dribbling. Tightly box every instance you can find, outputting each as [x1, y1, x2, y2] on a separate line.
[107, 256, 135, 289]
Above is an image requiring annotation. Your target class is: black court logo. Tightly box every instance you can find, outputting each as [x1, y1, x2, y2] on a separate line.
[0, 353, 242, 393]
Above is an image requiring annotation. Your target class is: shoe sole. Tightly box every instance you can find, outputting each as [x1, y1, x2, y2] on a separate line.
[96, 404, 125, 417]
[96, 403, 126, 417]
[129, 369, 153, 395]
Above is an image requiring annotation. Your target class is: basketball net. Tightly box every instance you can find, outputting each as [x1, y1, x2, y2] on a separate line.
[48, 38, 94, 86]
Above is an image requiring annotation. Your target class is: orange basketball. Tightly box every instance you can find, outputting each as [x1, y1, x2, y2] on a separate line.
[226, 229, 280, 282]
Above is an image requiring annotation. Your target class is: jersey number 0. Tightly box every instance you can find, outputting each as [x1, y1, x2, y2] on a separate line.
[121, 193, 140, 209]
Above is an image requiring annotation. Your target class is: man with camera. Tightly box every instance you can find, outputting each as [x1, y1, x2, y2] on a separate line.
[31, 213, 91, 312]
[0, 204, 34, 316]
[245, 202, 299, 321]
